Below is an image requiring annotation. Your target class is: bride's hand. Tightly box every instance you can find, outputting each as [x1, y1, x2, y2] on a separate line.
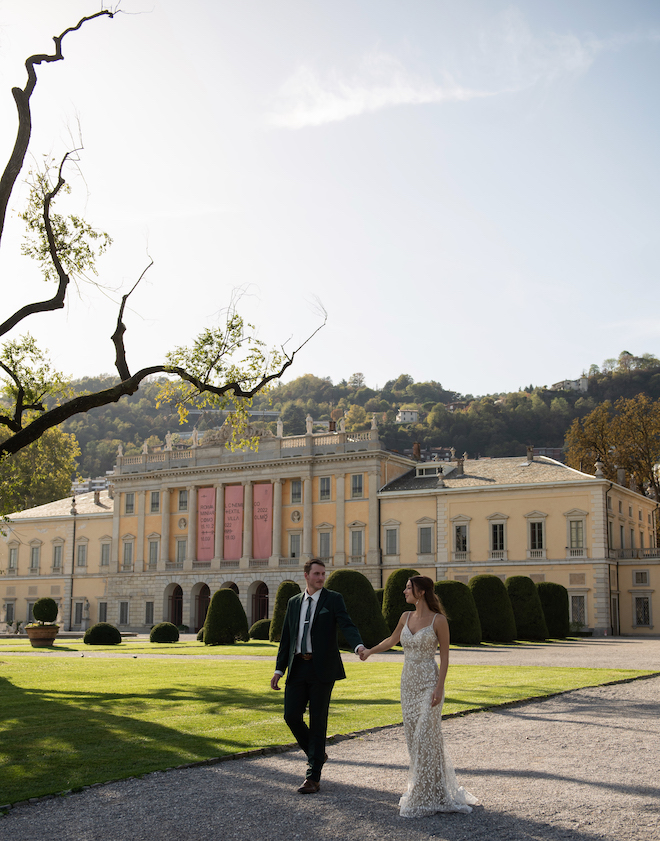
[431, 691, 442, 707]
[359, 648, 371, 661]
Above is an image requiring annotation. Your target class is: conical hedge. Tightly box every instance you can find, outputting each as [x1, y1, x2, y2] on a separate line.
[434, 580, 481, 645]
[536, 581, 570, 638]
[204, 588, 249, 645]
[269, 580, 302, 642]
[505, 576, 548, 640]
[383, 567, 419, 632]
[326, 568, 389, 649]
[469, 574, 517, 642]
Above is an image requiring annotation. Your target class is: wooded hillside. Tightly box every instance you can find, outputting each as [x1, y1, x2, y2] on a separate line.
[55, 350, 660, 479]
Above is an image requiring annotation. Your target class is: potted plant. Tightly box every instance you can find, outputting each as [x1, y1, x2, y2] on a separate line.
[25, 597, 60, 647]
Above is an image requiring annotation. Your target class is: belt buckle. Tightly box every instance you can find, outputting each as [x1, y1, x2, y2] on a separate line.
[301, 653, 313, 661]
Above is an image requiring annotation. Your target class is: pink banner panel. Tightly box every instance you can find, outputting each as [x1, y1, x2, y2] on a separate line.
[224, 486, 244, 560]
[252, 484, 273, 560]
[197, 487, 215, 562]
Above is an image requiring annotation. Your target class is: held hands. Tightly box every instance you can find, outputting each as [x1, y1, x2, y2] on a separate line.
[359, 648, 371, 661]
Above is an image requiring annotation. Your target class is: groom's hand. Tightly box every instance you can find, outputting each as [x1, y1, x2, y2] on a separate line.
[270, 673, 281, 690]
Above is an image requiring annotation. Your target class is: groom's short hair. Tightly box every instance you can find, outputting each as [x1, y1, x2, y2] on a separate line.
[303, 558, 325, 575]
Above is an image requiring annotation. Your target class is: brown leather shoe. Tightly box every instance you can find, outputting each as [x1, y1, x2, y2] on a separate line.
[297, 778, 321, 794]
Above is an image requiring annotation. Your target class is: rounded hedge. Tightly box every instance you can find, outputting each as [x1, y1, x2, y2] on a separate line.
[150, 622, 180, 643]
[469, 574, 517, 643]
[383, 568, 419, 632]
[434, 580, 482, 645]
[84, 622, 122, 645]
[505, 576, 548, 640]
[204, 588, 249, 645]
[269, 580, 302, 642]
[537, 581, 570, 638]
[196, 627, 204, 641]
[249, 618, 271, 640]
[326, 568, 390, 649]
[32, 597, 59, 624]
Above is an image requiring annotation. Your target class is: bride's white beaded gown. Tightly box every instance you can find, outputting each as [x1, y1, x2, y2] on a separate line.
[399, 613, 479, 818]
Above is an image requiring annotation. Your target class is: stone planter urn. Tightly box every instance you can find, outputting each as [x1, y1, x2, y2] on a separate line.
[25, 624, 60, 647]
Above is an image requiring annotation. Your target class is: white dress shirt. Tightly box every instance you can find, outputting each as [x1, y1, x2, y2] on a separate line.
[296, 588, 321, 654]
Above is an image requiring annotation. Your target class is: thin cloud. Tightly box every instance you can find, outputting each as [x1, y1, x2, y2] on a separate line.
[268, 51, 492, 129]
[268, 12, 660, 130]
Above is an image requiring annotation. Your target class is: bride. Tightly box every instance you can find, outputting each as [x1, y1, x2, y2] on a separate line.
[360, 575, 478, 817]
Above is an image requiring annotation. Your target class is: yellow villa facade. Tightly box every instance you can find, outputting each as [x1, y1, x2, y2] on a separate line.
[1, 426, 658, 637]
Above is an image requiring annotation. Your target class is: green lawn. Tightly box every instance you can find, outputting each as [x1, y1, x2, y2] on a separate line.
[0, 655, 653, 805]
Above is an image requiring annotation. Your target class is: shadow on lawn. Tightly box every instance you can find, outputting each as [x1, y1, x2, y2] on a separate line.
[0, 675, 276, 803]
[0, 673, 400, 804]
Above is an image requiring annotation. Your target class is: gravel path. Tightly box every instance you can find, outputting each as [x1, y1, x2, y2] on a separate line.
[1, 641, 659, 841]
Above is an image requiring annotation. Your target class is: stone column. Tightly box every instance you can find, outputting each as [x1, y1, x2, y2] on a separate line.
[335, 473, 345, 566]
[303, 476, 313, 560]
[136, 490, 146, 570]
[159, 488, 170, 569]
[241, 481, 253, 568]
[271, 479, 282, 562]
[184, 485, 196, 570]
[111, 492, 121, 574]
[214, 484, 224, 566]
[367, 471, 379, 566]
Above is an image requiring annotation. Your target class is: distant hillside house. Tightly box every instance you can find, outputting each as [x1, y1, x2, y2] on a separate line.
[551, 376, 589, 393]
[396, 408, 419, 423]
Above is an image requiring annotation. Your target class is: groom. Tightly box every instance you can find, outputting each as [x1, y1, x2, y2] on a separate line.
[270, 558, 364, 793]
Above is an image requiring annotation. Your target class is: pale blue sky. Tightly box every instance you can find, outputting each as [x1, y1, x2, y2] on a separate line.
[0, 1, 658, 396]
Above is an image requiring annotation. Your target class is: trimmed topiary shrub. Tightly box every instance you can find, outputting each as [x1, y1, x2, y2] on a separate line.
[150, 622, 180, 643]
[84, 622, 122, 645]
[32, 597, 59, 624]
[197, 628, 204, 641]
[326, 568, 390, 649]
[269, 580, 302, 642]
[177, 624, 189, 633]
[537, 581, 570, 639]
[383, 568, 419, 632]
[469, 574, 517, 643]
[505, 576, 548, 640]
[249, 618, 271, 640]
[434, 580, 481, 645]
[374, 588, 384, 610]
[204, 588, 250, 645]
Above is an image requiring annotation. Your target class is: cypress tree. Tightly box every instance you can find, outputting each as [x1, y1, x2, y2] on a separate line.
[383, 568, 419, 632]
[434, 580, 482, 645]
[537, 581, 570, 638]
[326, 568, 390, 648]
[505, 576, 548, 640]
[469, 574, 517, 642]
[269, 580, 302, 642]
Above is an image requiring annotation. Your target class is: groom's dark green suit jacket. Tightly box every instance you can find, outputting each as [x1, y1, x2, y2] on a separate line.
[276, 588, 363, 683]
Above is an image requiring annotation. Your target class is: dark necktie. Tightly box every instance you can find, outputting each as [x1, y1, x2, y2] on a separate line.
[301, 597, 313, 655]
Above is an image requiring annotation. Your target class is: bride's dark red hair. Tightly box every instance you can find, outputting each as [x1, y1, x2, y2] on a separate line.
[409, 575, 445, 615]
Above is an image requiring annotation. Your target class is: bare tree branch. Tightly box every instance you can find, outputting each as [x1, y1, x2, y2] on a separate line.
[0, 10, 325, 467]
[111, 259, 154, 380]
[0, 10, 114, 241]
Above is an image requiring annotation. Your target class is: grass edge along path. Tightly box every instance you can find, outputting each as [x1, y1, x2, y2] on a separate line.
[0, 659, 656, 810]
